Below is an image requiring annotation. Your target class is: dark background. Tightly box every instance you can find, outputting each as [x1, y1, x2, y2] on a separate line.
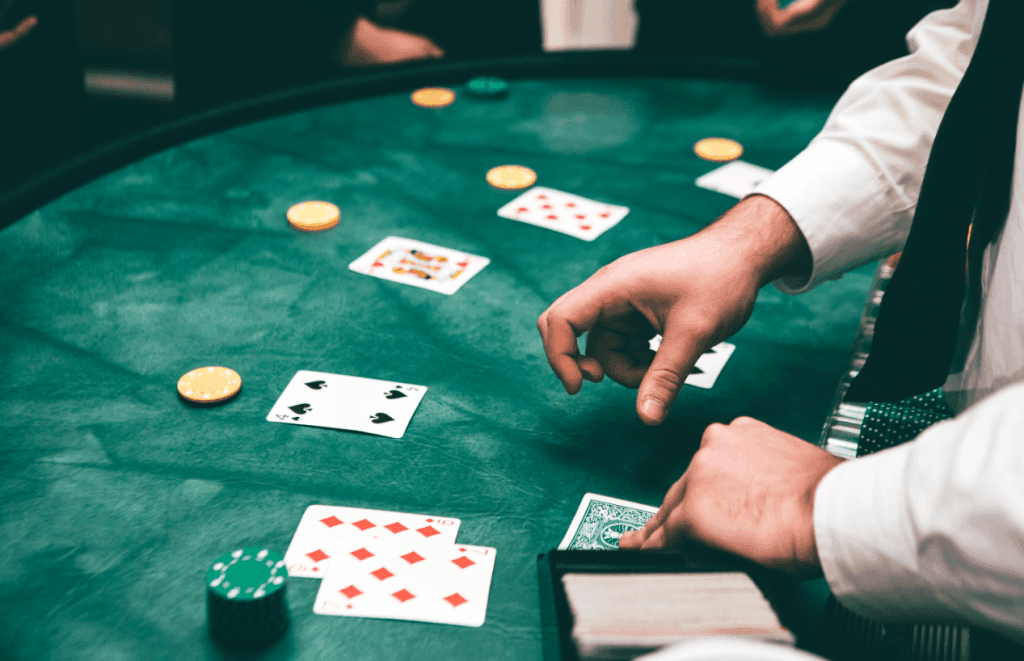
[1, 0, 954, 200]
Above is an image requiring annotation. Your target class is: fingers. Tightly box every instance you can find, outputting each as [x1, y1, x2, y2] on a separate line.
[585, 327, 651, 388]
[0, 15, 38, 51]
[538, 289, 607, 395]
[619, 474, 688, 550]
[635, 323, 706, 426]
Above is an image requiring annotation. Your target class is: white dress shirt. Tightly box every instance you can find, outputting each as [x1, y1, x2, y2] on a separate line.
[753, 0, 1024, 643]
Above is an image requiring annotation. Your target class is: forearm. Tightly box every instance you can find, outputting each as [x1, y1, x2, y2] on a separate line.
[697, 194, 812, 287]
[815, 381, 1024, 642]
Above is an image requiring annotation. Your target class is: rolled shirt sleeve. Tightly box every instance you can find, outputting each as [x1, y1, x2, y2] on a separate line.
[751, 0, 984, 293]
[813, 381, 1024, 642]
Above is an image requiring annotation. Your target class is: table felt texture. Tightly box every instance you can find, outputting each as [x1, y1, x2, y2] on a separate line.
[0, 77, 873, 660]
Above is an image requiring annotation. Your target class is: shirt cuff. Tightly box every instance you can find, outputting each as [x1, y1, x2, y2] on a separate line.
[814, 444, 953, 621]
[751, 139, 914, 294]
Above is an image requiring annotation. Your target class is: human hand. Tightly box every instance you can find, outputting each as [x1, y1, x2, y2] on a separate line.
[755, 0, 850, 37]
[537, 195, 811, 425]
[340, 16, 444, 67]
[0, 14, 37, 51]
[619, 417, 843, 576]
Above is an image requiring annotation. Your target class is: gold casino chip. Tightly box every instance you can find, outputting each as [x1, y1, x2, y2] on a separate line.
[177, 367, 242, 404]
[486, 165, 537, 190]
[410, 87, 456, 108]
[287, 201, 340, 232]
[693, 137, 744, 162]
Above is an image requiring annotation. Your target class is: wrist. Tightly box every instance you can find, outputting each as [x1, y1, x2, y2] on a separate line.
[703, 195, 812, 288]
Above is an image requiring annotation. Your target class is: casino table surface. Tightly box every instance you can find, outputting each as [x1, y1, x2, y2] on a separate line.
[0, 57, 877, 660]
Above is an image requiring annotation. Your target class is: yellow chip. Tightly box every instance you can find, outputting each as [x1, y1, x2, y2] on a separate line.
[486, 165, 537, 190]
[410, 87, 456, 108]
[287, 201, 340, 232]
[693, 137, 744, 162]
[177, 366, 242, 404]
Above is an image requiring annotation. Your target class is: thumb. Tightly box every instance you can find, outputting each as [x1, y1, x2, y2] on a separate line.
[636, 324, 704, 425]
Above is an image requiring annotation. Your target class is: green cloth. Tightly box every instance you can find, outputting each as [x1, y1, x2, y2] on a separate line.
[0, 77, 871, 659]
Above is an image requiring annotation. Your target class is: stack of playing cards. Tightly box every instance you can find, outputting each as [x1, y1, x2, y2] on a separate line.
[562, 572, 794, 660]
[285, 505, 497, 627]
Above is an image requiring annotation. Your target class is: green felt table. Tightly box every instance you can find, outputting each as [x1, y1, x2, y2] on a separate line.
[0, 59, 878, 660]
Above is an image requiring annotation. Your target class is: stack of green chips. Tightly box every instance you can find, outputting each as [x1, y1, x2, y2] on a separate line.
[466, 76, 509, 99]
[206, 547, 289, 650]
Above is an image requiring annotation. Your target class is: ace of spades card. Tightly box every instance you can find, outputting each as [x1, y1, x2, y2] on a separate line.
[266, 370, 427, 439]
[348, 237, 489, 295]
[497, 187, 629, 241]
[314, 535, 497, 627]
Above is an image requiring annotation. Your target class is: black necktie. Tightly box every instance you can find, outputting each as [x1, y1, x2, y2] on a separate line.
[845, 0, 1024, 404]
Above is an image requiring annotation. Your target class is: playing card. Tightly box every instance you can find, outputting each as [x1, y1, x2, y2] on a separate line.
[314, 535, 497, 627]
[285, 504, 461, 578]
[266, 370, 427, 439]
[694, 161, 775, 199]
[348, 237, 489, 295]
[497, 187, 629, 241]
[558, 493, 658, 551]
[648, 338, 736, 390]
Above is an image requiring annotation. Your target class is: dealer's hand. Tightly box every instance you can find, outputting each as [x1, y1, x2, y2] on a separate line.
[0, 15, 37, 51]
[619, 417, 843, 576]
[340, 16, 444, 67]
[537, 195, 811, 425]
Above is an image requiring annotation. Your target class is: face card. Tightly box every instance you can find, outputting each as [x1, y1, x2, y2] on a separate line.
[314, 536, 497, 627]
[497, 187, 629, 241]
[348, 237, 489, 295]
[266, 370, 428, 439]
[285, 504, 461, 578]
[648, 338, 736, 390]
[694, 161, 775, 199]
[558, 493, 658, 551]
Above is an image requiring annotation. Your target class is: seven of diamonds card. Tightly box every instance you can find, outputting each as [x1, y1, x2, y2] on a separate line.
[314, 536, 497, 627]
[285, 505, 461, 578]
[348, 237, 490, 295]
[558, 493, 659, 551]
[266, 370, 428, 439]
[497, 187, 629, 241]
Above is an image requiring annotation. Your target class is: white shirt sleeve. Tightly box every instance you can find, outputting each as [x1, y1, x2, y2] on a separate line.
[752, 0, 985, 293]
[813, 382, 1024, 643]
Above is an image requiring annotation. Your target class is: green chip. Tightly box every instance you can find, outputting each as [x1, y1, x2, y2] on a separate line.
[466, 76, 509, 98]
[207, 548, 287, 601]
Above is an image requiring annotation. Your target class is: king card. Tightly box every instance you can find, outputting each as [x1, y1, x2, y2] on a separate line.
[348, 237, 489, 295]
[266, 370, 428, 439]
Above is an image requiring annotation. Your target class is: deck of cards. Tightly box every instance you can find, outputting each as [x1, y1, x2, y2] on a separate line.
[286, 504, 497, 627]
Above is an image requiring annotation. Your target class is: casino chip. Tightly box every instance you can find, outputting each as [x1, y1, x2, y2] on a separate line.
[694, 137, 744, 162]
[177, 367, 241, 404]
[486, 165, 537, 190]
[466, 76, 509, 99]
[410, 87, 456, 108]
[287, 201, 340, 232]
[207, 547, 289, 650]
